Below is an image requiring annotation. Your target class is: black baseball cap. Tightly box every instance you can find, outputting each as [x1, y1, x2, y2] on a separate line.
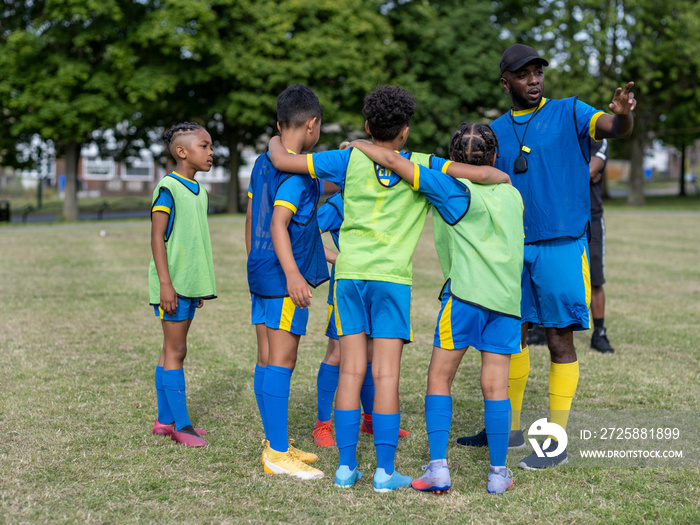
[500, 44, 549, 75]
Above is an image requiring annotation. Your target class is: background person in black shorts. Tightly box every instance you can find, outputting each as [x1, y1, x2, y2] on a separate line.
[589, 138, 614, 354]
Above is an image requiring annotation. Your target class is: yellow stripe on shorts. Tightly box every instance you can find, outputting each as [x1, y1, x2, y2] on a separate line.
[333, 281, 343, 336]
[280, 297, 295, 332]
[439, 297, 454, 349]
[582, 246, 592, 327]
[326, 304, 333, 332]
[158, 306, 165, 319]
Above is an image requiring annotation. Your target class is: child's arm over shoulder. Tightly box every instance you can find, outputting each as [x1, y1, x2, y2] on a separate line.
[349, 140, 418, 186]
[268, 136, 311, 175]
[151, 211, 178, 315]
[445, 162, 511, 185]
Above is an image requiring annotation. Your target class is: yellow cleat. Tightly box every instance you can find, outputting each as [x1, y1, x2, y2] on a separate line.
[288, 439, 318, 464]
[263, 449, 324, 480]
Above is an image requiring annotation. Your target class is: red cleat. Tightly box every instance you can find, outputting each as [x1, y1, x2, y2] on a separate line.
[361, 413, 410, 437]
[312, 419, 336, 447]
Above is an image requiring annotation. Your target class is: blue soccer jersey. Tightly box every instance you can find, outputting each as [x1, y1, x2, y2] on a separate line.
[317, 192, 344, 306]
[491, 97, 604, 243]
[247, 152, 329, 298]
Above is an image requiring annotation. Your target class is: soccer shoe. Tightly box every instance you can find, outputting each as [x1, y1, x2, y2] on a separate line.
[360, 413, 411, 437]
[518, 440, 568, 470]
[487, 466, 514, 494]
[171, 429, 208, 447]
[261, 439, 271, 465]
[373, 468, 413, 493]
[456, 428, 526, 450]
[411, 459, 451, 494]
[263, 449, 324, 480]
[153, 419, 207, 437]
[526, 324, 547, 346]
[456, 428, 488, 447]
[508, 429, 526, 450]
[334, 465, 363, 488]
[312, 419, 336, 447]
[288, 439, 318, 464]
[591, 328, 615, 354]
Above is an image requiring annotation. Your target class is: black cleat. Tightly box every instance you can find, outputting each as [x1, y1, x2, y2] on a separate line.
[591, 328, 615, 354]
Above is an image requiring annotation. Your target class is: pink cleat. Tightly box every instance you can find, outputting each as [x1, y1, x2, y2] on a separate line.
[171, 429, 208, 447]
[153, 419, 207, 436]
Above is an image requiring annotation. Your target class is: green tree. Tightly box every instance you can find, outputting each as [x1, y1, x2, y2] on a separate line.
[492, 0, 700, 204]
[0, 0, 151, 220]
[126, 0, 395, 213]
[383, 0, 504, 155]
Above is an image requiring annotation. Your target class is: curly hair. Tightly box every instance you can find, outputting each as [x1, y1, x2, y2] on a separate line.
[362, 85, 416, 142]
[449, 123, 498, 166]
[162, 122, 206, 150]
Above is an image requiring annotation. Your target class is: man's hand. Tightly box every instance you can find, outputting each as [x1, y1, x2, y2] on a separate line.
[609, 81, 637, 115]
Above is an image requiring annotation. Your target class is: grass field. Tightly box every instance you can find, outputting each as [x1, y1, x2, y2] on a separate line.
[1, 211, 698, 524]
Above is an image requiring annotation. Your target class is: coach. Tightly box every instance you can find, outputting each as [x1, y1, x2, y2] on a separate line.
[490, 43, 635, 470]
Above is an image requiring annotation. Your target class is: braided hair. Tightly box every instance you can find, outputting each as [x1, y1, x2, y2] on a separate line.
[449, 123, 498, 166]
[162, 122, 206, 155]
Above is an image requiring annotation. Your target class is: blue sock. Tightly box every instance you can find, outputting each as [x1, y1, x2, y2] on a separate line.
[360, 363, 374, 415]
[425, 395, 452, 461]
[373, 412, 400, 474]
[262, 364, 293, 452]
[484, 398, 512, 467]
[334, 408, 361, 470]
[162, 368, 192, 431]
[254, 364, 268, 439]
[316, 362, 339, 422]
[155, 366, 174, 425]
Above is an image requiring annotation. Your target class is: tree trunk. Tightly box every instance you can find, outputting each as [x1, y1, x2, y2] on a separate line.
[627, 131, 645, 206]
[63, 141, 81, 221]
[679, 144, 686, 197]
[224, 127, 242, 214]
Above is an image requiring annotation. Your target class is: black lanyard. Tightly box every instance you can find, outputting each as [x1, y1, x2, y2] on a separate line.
[509, 104, 543, 173]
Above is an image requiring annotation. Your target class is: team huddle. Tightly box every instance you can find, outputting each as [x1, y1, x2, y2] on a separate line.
[148, 44, 636, 494]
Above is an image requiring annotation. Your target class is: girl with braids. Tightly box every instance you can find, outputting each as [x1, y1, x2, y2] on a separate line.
[148, 122, 216, 447]
[349, 122, 524, 494]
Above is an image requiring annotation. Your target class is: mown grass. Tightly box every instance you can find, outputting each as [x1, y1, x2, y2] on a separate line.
[1, 211, 698, 524]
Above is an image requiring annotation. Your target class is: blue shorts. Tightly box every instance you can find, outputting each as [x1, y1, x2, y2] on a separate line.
[433, 291, 521, 354]
[250, 294, 309, 335]
[521, 236, 591, 330]
[153, 297, 199, 321]
[325, 303, 339, 340]
[333, 279, 412, 341]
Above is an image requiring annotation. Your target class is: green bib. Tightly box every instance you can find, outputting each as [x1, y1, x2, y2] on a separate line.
[433, 181, 524, 317]
[335, 150, 431, 285]
[149, 175, 216, 304]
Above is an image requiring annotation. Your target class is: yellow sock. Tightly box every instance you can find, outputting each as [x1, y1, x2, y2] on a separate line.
[508, 345, 530, 431]
[548, 361, 579, 432]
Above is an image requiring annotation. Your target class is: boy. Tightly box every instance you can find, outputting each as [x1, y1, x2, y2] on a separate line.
[268, 85, 509, 491]
[350, 123, 524, 494]
[246, 84, 329, 480]
[149, 122, 216, 447]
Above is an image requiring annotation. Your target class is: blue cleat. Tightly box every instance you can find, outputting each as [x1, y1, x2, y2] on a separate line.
[334, 465, 363, 488]
[411, 459, 451, 494]
[373, 468, 412, 493]
[487, 466, 514, 494]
